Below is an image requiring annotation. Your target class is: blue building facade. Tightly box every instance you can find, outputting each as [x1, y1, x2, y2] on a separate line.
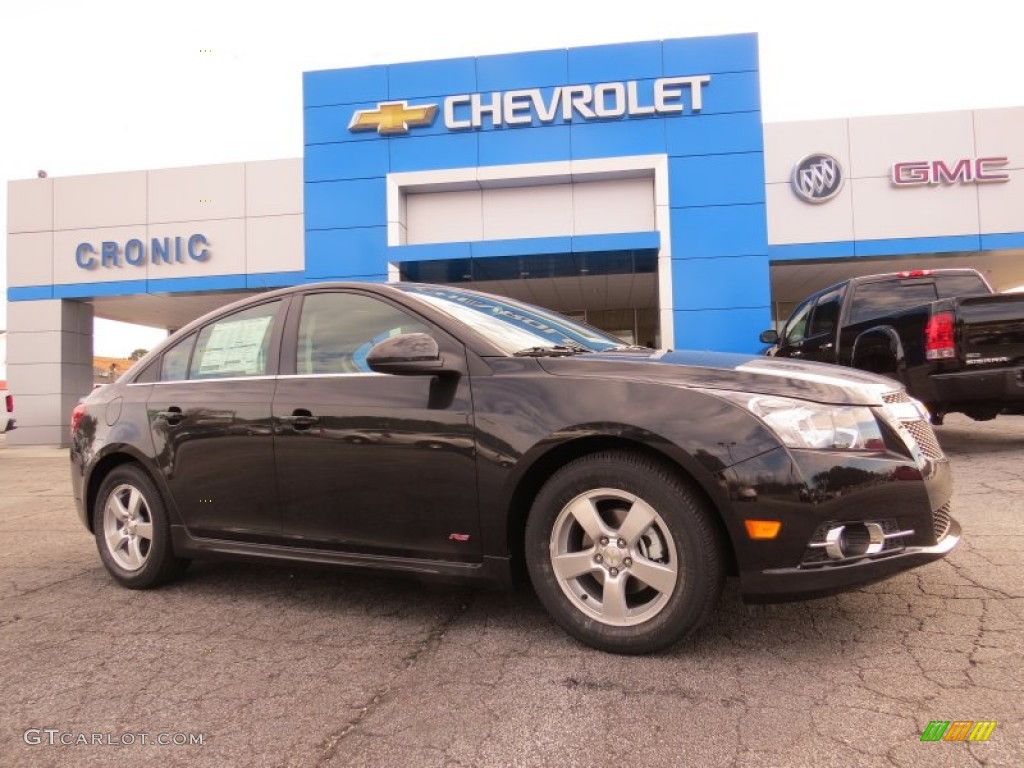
[302, 34, 770, 351]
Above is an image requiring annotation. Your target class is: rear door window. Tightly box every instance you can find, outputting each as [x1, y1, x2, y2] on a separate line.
[160, 334, 196, 382]
[190, 301, 282, 380]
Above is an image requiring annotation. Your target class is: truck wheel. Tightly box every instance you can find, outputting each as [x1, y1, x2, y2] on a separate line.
[525, 451, 724, 654]
[856, 351, 897, 377]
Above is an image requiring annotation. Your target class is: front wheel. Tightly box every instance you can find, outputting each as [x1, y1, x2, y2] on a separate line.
[525, 451, 725, 654]
[93, 464, 189, 589]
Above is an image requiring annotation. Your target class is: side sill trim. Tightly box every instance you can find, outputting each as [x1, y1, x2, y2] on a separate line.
[170, 526, 512, 586]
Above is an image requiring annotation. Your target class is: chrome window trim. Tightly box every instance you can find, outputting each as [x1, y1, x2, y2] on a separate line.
[276, 373, 385, 379]
[126, 372, 385, 387]
[127, 375, 279, 386]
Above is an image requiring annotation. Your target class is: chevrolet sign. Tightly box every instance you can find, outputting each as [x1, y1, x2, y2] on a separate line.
[348, 75, 712, 135]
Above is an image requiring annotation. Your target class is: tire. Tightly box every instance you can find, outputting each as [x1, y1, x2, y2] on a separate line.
[525, 451, 724, 654]
[93, 464, 189, 589]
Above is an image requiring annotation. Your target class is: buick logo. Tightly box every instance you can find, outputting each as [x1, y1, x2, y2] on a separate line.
[791, 153, 844, 203]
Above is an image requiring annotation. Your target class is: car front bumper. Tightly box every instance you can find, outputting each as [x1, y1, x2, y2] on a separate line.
[739, 516, 960, 603]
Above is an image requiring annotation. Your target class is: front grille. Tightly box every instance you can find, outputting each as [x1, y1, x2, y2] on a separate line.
[904, 419, 945, 461]
[933, 502, 952, 542]
[883, 391, 912, 404]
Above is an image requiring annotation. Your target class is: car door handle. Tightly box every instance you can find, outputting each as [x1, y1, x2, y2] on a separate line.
[156, 407, 184, 425]
[280, 410, 319, 430]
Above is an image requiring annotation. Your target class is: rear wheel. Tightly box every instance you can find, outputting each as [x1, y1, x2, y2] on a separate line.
[94, 464, 189, 589]
[856, 349, 897, 377]
[525, 451, 724, 654]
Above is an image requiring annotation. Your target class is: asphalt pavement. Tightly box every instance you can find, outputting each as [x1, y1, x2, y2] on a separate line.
[0, 416, 1021, 767]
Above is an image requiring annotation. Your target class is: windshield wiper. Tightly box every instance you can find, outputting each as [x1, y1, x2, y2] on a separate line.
[513, 345, 590, 357]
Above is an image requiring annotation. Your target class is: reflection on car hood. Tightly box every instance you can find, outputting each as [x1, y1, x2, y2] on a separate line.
[537, 349, 900, 405]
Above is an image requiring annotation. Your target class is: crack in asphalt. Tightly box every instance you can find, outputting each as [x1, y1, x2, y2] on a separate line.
[312, 595, 472, 768]
[3, 567, 97, 600]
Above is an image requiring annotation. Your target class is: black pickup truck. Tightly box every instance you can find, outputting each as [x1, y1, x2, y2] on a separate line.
[760, 268, 1024, 423]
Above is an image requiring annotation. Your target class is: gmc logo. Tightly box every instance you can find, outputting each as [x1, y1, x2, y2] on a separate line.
[891, 156, 1010, 186]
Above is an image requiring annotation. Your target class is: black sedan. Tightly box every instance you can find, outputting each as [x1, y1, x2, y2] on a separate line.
[70, 283, 960, 654]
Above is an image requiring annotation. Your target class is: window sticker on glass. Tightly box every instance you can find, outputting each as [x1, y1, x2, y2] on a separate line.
[196, 316, 273, 377]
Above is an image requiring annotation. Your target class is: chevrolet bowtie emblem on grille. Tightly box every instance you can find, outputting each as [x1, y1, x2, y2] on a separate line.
[348, 101, 439, 135]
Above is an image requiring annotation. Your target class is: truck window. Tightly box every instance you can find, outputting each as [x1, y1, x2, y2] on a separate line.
[849, 281, 938, 325]
[782, 298, 813, 344]
[808, 287, 844, 337]
[934, 274, 991, 298]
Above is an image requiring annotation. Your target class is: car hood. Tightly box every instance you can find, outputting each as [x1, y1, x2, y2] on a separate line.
[537, 349, 901, 406]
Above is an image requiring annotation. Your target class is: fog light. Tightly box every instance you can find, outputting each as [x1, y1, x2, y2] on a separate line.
[822, 522, 889, 559]
[745, 520, 782, 540]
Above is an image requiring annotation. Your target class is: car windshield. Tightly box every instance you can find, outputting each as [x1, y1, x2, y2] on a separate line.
[398, 284, 628, 354]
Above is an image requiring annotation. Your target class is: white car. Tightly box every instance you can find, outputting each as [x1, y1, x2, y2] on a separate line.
[0, 386, 15, 433]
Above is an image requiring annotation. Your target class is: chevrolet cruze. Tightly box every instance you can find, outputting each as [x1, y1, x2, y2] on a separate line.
[70, 283, 960, 654]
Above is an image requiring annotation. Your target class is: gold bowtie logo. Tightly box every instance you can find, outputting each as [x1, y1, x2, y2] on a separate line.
[348, 101, 439, 135]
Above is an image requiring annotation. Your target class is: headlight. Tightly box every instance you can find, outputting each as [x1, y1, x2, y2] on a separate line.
[714, 391, 885, 451]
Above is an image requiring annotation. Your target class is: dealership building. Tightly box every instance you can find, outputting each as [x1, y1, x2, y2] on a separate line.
[6, 33, 1024, 445]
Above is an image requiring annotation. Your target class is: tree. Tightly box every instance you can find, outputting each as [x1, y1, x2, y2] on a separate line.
[129, 348, 149, 361]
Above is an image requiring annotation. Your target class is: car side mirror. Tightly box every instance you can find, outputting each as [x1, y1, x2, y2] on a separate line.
[759, 329, 779, 344]
[367, 333, 446, 375]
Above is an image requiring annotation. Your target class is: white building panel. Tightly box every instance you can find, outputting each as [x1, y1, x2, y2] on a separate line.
[7, 331, 90, 366]
[406, 189, 483, 244]
[572, 177, 654, 234]
[54, 171, 147, 230]
[246, 159, 303, 217]
[408, 177, 656, 244]
[482, 184, 573, 240]
[246, 215, 305, 274]
[7, 232, 54, 288]
[7, 178, 53, 233]
[765, 182, 855, 244]
[848, 111, 975, 179]
[973, 107, 1024, 171]
[978, 168, 1024, 234]
[7, 300, 92, 336]
[851, 177, 980, 240]
[148, 163, 246, 224]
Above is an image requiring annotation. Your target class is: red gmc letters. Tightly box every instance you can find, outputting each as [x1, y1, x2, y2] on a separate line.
[891, 157, 1010, 186]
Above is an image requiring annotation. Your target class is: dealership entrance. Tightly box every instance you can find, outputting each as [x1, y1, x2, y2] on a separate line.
[398, 247, 660, 346]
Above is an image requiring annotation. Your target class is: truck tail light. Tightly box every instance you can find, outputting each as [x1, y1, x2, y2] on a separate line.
[71, 403, 87, 436]
[897, 269, 932, 278]
[925, 311, 956, 360]
[4, 394, 11, 414]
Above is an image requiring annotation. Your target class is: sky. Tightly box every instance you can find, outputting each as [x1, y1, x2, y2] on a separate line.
[2, 0, 1023, 358]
